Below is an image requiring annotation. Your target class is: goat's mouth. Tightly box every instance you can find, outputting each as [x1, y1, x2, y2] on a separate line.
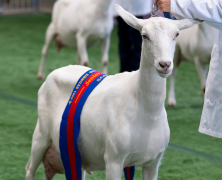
[156, 69, 172, 78]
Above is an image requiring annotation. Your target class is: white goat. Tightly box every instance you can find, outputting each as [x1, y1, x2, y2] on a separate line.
[168, 22, 216, 107]
[37, 0, 114, 80]
[26, 5, 197, 180]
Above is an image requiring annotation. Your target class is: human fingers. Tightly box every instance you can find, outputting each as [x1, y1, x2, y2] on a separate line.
[157, 0, 171, 12]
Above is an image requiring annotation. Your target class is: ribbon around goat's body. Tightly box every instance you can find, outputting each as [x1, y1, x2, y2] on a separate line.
[59, 69, 135, 180]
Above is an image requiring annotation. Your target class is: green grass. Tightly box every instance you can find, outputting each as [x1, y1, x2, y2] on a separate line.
[0, 14, 221, 180]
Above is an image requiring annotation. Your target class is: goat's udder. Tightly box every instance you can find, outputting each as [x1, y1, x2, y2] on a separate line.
[42, 144, 93, 178]
[55, 34, 64, 52]
[42, 144, 65, 179]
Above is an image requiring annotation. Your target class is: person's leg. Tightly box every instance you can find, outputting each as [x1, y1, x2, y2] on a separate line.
[129, 16, 143, 71]
[116, 16, 131, 72]
[0, 0, 2, 14]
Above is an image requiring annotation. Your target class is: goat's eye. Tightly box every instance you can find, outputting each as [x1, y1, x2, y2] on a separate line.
[142, 35, 149, 40]
[175, 33, 179, 37]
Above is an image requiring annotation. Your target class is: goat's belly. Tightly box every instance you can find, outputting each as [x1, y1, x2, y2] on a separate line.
[79, 31, 110, 48]
[124, 147, 166, 167]
[42, 145, 166, 173]
[87, 37, 100, 48]
[59, 33, 77, 48]
[56, 33, 105, 49]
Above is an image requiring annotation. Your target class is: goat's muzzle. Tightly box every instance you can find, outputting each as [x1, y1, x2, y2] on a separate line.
[156, 61, 173, 78]
[159, 61, 171, 70]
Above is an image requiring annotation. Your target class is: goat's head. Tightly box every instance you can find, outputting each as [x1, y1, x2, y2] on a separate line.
[115, 4, 199, 78]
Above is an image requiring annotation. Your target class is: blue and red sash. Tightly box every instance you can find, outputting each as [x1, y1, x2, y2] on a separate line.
[124, 166, 135, 180]
[59, 69, 135, 180]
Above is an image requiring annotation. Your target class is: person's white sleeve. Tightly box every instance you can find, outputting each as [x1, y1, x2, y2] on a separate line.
[171, 0, 222, 30]
[199, 30, 222, 138]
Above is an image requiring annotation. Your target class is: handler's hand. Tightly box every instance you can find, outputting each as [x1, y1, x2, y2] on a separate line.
[157, 0, 171, 12]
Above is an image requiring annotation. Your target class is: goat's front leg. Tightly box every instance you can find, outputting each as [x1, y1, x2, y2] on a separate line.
[105, 161, 124, 180]
[101, 36, 110, 74]
[142, 153, 163, 180]
[76, 52, 81, 65]
[168, 45, 180, 107]
[194, 56, 207, 97]
[168, 66, 177, 107]
[76, 32, 89, 67]
[104, 150, 124, 180]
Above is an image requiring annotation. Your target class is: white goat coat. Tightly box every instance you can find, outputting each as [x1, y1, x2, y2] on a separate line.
[39, 65, 170, 171]
[111, 0, 152, 16]
[171, 0, 222, 138]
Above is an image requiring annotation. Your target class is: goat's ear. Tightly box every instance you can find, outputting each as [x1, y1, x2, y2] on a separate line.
[174, 18, 203, 30]
[115, 4, 144, 31]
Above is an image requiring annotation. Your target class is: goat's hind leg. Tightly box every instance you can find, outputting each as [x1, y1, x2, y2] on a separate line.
[76, 33, 89, 67]
[37, 23, 56, 80]
[26, 120, 51, 180]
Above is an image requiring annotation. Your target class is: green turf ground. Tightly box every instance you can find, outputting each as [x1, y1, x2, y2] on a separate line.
[0, 14, 221, 180]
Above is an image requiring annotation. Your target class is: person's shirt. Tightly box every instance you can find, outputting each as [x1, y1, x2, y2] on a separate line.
[170, 0, 222, 138]
[112, 0, 152, 17]
[171, 0, 222, 30]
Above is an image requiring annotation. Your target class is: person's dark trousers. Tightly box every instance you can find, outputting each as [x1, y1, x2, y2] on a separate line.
[116, 15, 143, 72]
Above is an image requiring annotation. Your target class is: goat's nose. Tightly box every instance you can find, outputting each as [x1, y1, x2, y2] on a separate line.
[159, 61, 171, 70]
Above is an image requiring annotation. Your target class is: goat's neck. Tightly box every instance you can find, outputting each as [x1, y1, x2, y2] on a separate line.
[91, 0, 112, 14]
[136, 47, 166, 116]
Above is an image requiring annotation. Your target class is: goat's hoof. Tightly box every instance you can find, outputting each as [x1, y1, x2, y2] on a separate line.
[201, 87, 205, 98]
[168, 99, 176, 107]
[168, 103, 176, 107]
[83, 62, 88, 67]
[37, 74, 45, 80]
[103, 61, 108, 66]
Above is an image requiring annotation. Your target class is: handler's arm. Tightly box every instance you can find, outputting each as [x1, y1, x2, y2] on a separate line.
[158, 0, 222, 30]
